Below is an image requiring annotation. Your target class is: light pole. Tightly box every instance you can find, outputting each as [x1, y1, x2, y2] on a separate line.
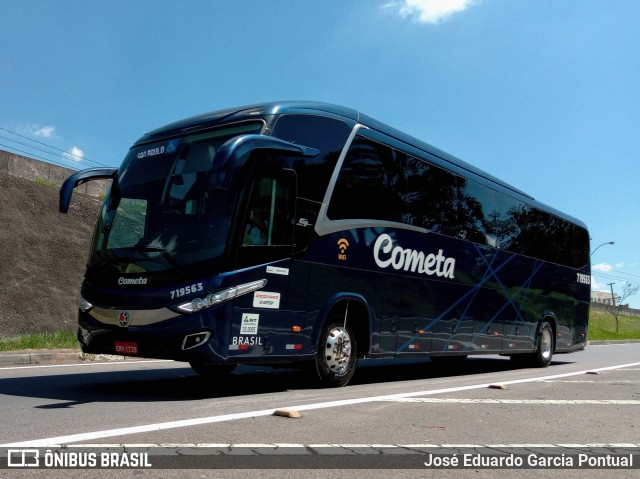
[591, 241, 615, 305]
[608, 282, 617, 307]
[591, 241, 614, 256]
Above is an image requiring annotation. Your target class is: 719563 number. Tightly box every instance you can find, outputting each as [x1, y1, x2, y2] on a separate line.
[170, 282, 204, 299]
[576, 273, 591, 285]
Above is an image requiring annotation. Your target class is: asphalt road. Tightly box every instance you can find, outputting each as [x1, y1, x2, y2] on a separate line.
[1, 343, 639, 479]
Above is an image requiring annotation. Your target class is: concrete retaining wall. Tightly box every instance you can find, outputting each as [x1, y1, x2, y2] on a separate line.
[590, 301, 640, 318]
[0, 149, 109, 197]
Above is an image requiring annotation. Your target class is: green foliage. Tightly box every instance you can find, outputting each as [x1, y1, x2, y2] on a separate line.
[33, 177, 57, 188]
[588, 310, 640, 341]
[0, 330, 78, 351]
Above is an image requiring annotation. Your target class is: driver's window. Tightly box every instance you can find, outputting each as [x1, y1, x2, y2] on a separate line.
[244, 202, 269, 245]
[243, 176, 294, 246]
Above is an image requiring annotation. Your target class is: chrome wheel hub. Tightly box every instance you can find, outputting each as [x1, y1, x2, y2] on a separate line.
[541, 328, 552, 360]
[324, 326, 352, 376]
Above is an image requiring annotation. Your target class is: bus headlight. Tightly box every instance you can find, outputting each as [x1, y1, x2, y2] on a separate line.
[79, 297, 94, 313]
[174, 279, 267, 314]
[78, 326, 91, 345]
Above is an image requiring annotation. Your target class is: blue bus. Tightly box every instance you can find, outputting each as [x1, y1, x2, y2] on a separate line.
[60, 102, 590, 387]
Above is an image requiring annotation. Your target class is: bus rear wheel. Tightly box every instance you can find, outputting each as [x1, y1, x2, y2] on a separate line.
[533, 321, 554, 367]
[313, 319, 358, 388]
[511, 321, 554, 368]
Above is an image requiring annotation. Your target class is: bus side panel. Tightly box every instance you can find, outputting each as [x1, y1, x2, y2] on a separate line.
[375, 274, 402, 357]
[224, 259, 312, 362]
[501, 290, 537, 353]
[394, 277, 433, 356]
[303, 261, 384, 358]
[303, 226, 589, 361]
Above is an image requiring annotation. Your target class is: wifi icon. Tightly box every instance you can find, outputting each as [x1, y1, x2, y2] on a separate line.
[337, 238, 350, 253]
[337, 238, 349, 261]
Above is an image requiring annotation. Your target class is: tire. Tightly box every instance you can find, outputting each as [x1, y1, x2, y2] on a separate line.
[189, 362, 236, 377]
[533, 321, 554, 367]
[511, 321, 554, 368]
[312, 318, 358, 388]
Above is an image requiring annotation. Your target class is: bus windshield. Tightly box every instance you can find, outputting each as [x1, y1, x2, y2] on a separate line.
[88, 122, 262, 277]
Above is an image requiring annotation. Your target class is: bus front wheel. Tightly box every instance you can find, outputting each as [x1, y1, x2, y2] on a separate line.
[313, 318, 358, 387]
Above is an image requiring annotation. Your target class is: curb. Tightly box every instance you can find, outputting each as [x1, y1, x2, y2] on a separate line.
[0, 349, 81, 366]
[0, 349, 142, 367]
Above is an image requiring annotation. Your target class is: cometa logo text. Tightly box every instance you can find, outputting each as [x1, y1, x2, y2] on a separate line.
[373, 233, 456, 279]
[118, 277, 148, 285]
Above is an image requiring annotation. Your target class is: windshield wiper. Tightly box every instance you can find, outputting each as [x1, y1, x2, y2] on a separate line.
[87, 245, 185, 276]
[132, 245, 184, 274]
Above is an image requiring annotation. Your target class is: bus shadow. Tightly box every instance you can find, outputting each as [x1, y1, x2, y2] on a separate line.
[0, 356, 575, 407]
[351, 356, 575, 385]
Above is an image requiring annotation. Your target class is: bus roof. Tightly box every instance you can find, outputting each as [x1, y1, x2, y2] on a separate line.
[133, 101, 586, 229]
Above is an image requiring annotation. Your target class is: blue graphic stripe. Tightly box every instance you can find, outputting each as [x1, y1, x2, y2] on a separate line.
[398, 246, 544, 353]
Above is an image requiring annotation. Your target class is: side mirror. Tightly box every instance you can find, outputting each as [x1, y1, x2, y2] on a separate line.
[59, 167, 117, 213]
[210, 134, 318, 189]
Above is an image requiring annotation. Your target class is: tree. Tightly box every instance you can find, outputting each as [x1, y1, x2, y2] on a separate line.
[606, 283, 640, 333]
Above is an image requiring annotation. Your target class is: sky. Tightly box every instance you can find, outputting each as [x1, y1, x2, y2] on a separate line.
[1, 0, 639, 307]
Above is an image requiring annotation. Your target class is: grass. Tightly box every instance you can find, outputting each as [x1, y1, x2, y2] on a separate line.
[0, 330, 78, 352]
[33, 177, 57, 188]
[0, 310, 637, 352]
[587, 310, 640, 341]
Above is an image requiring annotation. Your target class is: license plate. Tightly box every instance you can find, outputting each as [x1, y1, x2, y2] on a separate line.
[115, 342, 139, 355]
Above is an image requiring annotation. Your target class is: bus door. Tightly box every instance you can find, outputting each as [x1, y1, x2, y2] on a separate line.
[231, 165, 308, 358]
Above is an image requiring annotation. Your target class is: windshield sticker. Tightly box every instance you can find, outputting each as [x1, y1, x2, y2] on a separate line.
[373, 233, 456, 279]
[137, 139, 180, 159]
[240, 313, 260, 335]
[266, 265, 289, 276]
[137, 146, 165, 159]
[166, 139, 180, 154]
[253, 291, 281, 309]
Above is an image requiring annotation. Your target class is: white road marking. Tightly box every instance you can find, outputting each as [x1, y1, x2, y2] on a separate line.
[2, 361, 639, 448]
[383, 398, 640, 405]
[56, 442, 640, 449]
[540, 380, 634, 384]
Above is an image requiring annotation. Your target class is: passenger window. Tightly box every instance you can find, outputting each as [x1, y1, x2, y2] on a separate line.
[403, 156, 462, 233]
[327, 137, 403, 222]
[272, 114, 351, 202]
